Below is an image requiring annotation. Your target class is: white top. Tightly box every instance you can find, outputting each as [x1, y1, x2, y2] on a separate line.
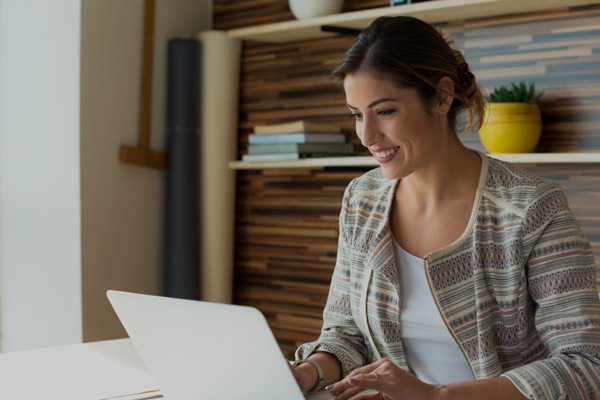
[394, 240, 474, 384]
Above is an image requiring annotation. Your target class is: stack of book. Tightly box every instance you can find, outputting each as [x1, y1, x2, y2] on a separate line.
[243, 120, 354, 162]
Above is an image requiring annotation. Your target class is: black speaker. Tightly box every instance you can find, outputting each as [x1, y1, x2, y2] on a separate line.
[164, 38, 200, 300]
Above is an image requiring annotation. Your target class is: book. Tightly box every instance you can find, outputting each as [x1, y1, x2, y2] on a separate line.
[253, 120, 341, 135]
[247, 142, 354, 155]
[248, 132, 346, 144]
[242, 151, 355, 162]
[241, 153, 300, 162]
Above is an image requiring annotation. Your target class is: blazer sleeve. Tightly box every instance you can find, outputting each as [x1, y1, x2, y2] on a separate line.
[502, 183, 600, 399]
[295, 180, 370, 377]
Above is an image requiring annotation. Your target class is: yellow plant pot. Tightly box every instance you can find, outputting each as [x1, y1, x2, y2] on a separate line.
[479, 103, 542, 153]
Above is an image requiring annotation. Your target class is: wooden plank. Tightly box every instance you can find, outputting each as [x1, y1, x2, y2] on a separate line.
[119, 0, 166, 169]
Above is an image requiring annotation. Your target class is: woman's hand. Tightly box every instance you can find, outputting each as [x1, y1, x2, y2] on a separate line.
[325, 357, 528, 400]
[324, 358, 437, 400]
[289, 352, 343, 394]
[288, 360, 318, 393]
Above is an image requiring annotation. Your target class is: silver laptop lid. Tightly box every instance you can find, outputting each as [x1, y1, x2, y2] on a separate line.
[107, 290, 305, 400]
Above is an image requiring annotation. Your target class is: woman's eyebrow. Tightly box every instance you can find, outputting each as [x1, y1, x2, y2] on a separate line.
[346, 97, 397, 110]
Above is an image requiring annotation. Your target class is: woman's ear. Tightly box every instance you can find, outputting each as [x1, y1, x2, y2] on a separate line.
[435, 76, 455, 114]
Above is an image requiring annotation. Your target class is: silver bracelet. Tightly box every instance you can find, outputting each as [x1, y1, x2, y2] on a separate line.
[293, 358, 324, 394]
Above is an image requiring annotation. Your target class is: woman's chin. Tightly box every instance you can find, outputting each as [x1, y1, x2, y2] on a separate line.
[379, 165, 403, 180]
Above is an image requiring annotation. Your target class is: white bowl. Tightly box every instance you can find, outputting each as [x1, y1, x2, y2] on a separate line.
[288, 0, 344, 20]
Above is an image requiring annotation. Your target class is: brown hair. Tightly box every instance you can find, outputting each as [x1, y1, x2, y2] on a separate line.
[333, 16, 485, 133]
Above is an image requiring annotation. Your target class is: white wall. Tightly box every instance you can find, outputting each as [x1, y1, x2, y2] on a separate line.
[0, 0, 212, 351]
[80, 0, 211, 342]
[0, 0, 83, 351]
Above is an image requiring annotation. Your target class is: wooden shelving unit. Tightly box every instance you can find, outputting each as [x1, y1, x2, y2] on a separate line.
[228, 0, 600, 171]
[229, 152, 600, 170]
[227, 0, 600, 43]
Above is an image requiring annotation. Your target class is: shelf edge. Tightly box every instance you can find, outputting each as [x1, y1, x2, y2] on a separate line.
[229, 153, 600, 170]
[226, 0, 599, 43]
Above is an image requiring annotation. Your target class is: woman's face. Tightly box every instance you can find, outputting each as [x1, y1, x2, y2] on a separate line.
[344, 70, 447, 179]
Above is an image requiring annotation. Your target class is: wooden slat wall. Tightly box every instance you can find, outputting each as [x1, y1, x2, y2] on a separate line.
[214, 1, 600, 358]
[234, 168, 357, 356]
[452, 5, 600, 151]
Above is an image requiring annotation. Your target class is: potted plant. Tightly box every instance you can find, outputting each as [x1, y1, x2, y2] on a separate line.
[479, 82, 543, 153]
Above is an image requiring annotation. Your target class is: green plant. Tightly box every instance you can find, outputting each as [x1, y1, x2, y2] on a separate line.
[488, 82, 542, 103]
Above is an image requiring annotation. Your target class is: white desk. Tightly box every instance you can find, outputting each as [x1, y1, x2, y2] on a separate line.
[0, 338, 158, 400]
[0, 339, 331, 400]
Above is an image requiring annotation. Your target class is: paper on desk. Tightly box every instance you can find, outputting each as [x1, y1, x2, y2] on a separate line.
[100, 389, 163, 400]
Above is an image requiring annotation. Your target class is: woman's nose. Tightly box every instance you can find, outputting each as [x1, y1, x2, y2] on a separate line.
[358, 118, 379, 147]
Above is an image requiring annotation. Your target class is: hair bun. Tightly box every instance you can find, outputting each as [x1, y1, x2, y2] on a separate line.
[460, 62, 474, 86]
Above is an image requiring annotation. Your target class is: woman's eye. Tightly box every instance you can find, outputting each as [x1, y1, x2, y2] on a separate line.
[349, 112, 362, 120]
[377, 109, 395, 116]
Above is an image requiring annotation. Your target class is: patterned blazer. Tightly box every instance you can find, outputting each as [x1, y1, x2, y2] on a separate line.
[296, 154, 600, 399]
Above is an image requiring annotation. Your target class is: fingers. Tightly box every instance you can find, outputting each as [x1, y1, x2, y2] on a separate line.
[344, 358, 386, 380]
[326, 370, 383, 399]
[348, 371, 383, 388]
[346, 393, 383, 400]
[326, 385, 366, 400]
[325, 359, 394, 400]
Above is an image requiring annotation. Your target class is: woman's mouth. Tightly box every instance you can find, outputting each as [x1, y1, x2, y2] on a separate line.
[372, 147, 399, 163]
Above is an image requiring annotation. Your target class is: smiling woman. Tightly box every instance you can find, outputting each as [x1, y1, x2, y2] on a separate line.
[287, 15, 600, 400]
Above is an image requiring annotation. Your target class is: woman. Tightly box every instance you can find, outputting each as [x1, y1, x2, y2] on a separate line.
[290, 16, 600, 400]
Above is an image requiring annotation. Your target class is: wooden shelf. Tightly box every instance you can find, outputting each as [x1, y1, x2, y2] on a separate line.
[229, 153, 600, 170]
[227, 0, 600, 43]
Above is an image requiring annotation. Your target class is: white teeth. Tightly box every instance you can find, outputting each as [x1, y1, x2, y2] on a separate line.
[374, 148, 397, 159]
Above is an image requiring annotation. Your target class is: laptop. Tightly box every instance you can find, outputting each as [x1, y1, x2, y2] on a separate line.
[106, 290, 306, 400]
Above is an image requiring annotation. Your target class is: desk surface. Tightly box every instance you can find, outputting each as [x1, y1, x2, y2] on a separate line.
[0, 338, 331, 400]
[0, 338, 158, 400]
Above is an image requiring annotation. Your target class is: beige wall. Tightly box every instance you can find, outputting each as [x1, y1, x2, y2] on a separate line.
[80, 0, 211, 342]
